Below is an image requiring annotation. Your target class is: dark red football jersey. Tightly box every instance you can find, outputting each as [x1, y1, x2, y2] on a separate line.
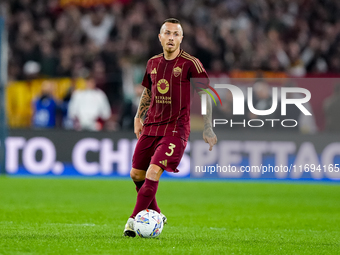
[141, 49, 209, 141]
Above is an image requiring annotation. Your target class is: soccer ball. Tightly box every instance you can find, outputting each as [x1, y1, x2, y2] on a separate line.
[134, 209, 163, 238]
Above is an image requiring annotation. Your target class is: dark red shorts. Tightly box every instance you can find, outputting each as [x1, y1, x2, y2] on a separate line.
[132, 135, 187, 173]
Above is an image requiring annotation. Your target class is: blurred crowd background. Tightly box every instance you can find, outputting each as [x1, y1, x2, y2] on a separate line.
[2, 0, 340, 132]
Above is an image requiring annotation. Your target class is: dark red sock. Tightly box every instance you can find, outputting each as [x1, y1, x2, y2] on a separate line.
[131, 178, 159, 218]
[148, 196, 160, 213]
[134, 180, 144, 192]
[134, 180, 160, 213]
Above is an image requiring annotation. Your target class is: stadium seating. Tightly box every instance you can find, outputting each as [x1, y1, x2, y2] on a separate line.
[6, 78, 86, 128]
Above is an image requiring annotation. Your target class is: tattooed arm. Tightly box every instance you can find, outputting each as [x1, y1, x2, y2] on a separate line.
[134, 87, 152, 138]
[198, 91, 217, 151]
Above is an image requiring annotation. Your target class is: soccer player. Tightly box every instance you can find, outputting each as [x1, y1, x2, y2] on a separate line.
[123, 18, 217, 237]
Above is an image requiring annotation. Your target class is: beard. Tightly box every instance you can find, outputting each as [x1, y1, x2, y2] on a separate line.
[164, 44, 178, 53]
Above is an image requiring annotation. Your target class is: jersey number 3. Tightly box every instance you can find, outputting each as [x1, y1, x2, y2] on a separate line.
[165, 143, 176, 156]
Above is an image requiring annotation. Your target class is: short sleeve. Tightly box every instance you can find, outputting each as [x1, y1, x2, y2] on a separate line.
[188, 58, 210, 92]
[141, 62, 152, 89]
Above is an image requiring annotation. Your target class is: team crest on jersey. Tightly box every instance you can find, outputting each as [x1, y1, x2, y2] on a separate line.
[173, 66, 182, 77]
[157, 79, 169, 94]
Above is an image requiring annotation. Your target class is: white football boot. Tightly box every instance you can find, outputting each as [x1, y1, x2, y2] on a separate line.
[160, 212, 167, 225]
[123, 218, 136, 237]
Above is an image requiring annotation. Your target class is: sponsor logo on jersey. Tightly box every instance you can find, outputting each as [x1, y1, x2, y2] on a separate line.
[157, 79, 169, 94]
[173, 66, 182, 77]
[151, 68, 157, 74]
[155, 95, 171, 104]
[159, 159, 167, 167]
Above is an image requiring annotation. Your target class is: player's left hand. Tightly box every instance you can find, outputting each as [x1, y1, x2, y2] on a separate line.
[134, 117, 143, 139]
[203, 127, 217, 151]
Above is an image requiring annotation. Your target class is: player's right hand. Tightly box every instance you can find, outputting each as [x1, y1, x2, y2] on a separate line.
[134, 118, 143, 139]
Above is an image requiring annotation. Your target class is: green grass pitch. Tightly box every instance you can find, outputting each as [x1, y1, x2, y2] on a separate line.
[0, 177, 339, 254]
